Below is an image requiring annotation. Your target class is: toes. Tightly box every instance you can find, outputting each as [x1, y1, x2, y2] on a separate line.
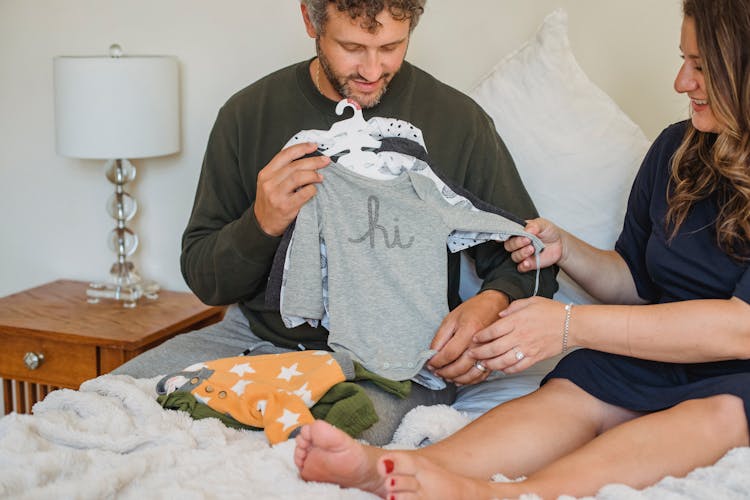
[385, 474, 421, 494]
[293, 443, 307, 469]
[295, 424, 312, 448]
[386, 493, 420, 500]
[379, 453, 422, 498]
[378, 453, 418, 478]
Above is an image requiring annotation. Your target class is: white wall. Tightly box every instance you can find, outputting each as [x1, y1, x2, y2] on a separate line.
[0, 0, 685, 299]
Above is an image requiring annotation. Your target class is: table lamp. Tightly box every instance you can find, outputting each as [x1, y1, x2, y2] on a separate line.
[54, 44, 180, 308]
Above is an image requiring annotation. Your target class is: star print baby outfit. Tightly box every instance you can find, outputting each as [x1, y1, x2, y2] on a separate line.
[156, 351, 350, 444]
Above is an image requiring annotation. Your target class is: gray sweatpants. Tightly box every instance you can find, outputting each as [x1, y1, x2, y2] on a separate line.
[112, 304, 456, 445]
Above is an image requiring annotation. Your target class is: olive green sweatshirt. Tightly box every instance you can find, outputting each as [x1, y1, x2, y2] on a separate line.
[180, 58, 558, 350]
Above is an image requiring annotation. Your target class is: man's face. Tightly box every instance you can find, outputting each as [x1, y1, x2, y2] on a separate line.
[307, 4, 411, 108]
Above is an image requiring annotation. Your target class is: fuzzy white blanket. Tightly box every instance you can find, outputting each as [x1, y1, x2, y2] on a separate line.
[0, 374, 748, 499]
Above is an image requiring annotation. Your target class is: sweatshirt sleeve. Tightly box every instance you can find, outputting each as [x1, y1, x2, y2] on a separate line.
[461, 109, 558, 301]
[180, 104, 281, 305]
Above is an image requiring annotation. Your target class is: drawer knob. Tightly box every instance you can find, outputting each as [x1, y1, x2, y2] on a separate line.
[23, 352, 45, 370]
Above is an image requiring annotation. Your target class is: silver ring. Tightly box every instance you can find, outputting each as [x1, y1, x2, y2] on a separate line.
[474, 361, 487, 373]
[515, 350, 525, 361]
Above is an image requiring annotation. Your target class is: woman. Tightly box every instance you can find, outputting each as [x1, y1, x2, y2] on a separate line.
[292, 0, 750, 497]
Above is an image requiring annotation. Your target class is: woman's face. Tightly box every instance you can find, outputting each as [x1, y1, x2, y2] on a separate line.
[674, 16, 722, 133]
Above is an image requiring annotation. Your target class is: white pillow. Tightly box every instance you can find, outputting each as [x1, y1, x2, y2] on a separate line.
[464, 8, 651, 305]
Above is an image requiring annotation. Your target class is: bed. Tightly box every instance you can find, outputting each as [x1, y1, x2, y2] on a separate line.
[1, 374, 749, 499]
[2, 9, 748, 499]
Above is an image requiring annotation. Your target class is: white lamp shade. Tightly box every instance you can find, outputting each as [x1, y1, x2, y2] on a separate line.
[54, 55, 180, 159]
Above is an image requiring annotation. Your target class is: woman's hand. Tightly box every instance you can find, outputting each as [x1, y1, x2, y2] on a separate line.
[504, 218, 566, 272]
[468, 296, 568, 374]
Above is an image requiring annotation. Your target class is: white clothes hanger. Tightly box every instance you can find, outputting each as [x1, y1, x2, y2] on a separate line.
[322, 99, 381, 168]
[327, 99, 369, 136]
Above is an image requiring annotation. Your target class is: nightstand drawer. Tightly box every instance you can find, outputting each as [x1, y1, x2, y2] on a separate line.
[0, 333, 98, 388]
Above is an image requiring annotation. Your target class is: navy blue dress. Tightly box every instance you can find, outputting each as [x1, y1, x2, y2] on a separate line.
[543, 121, 750, 425]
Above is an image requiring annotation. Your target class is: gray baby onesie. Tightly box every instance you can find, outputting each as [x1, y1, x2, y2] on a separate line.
[282, 162, 544, 381]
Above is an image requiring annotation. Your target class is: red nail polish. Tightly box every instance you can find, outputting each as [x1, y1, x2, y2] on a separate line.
[384, 458, 394, 474]
[390, 478, 396, 487]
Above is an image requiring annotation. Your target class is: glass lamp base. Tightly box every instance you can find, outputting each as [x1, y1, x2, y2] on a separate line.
[87, 278, 160, 308]
[88, 158, 159, 308]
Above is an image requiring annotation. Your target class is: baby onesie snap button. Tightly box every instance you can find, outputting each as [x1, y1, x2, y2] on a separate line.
[190, 377, 199, 384]
[204, 386, 214, 393]
[218, 391, 227, 399]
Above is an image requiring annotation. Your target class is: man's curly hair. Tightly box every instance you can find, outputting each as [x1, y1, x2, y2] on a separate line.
[301, 0, 426, 34]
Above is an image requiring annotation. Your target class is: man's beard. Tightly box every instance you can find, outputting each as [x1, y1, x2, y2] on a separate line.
[316, 39, 393, 109]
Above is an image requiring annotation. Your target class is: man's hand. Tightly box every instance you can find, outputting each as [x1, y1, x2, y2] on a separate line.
[254, 142, 330, 236]
[428, 289, 509, 385]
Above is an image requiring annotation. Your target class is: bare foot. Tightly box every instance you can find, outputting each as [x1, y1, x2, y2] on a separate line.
[379, 452, 507, 500]
[294, 420, 387, 495]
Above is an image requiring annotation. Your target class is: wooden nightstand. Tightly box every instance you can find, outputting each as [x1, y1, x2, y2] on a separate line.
[0, 280, 225, 414]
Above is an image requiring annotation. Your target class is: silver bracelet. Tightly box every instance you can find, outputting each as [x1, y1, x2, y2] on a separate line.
[562, 303, 573, 354]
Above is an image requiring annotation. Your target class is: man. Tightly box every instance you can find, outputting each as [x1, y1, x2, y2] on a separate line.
[114, 0, 557, 445]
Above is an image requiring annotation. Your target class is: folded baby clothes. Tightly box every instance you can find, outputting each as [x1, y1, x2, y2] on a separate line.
[157, 351, 351, 444]
[155, 350, 412, 443]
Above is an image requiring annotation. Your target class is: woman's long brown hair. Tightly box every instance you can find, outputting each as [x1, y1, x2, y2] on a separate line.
[667, 0, 750, 260]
